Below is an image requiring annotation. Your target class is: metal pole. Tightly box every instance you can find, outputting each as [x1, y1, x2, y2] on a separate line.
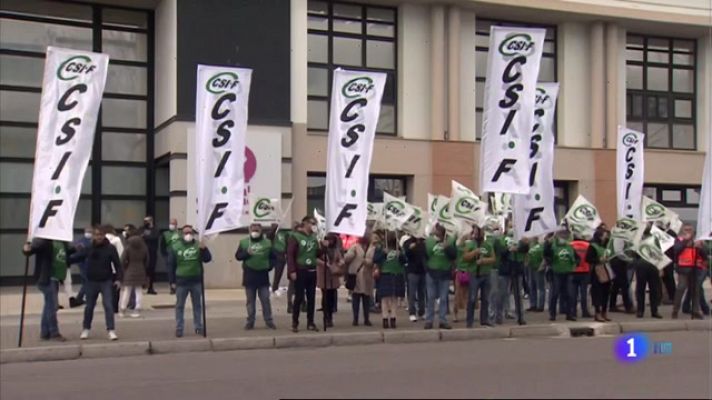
[18, 255, 30, 348]
[201, 265, 207, 338]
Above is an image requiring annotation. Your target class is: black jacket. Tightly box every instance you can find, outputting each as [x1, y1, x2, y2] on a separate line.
[403, 237, 426, 275]
[141, 225, 160, 255]
[23, 238, 53, 286]
[86, 239, 123, 282]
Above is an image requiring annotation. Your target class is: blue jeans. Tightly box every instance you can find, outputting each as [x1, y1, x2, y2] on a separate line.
[246, 286, 273, 324]
[76, 264, 87, 302]
[549, 273, 573, 319]
[176, 282, 203, 334]
[527, 267, 546, 309]
[165, 252, 176, 285]
[38, 280, 60, 338]
[683, 270, 710, 315]
[570, 273, 591, 317]
[407, 273, 426, 317]
[83, 280, 115, 331]
[425, 273, 451, 325]
[488, 269, 500, 321]
[468, 273, 491, 326]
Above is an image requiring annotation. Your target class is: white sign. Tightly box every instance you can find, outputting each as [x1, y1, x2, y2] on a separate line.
[435, 195, 459, 235]
[402, 205, 426, 238]
[641, 196, 681, 233]
[383, 192, 411, 231]
[610, 217, 645, 251]
[698, 147, 712, 240]
[449, 181, 486, 226]
[479, 27, 546, 194]
[249, 197, 281, 225]
[195, 65, 251, 238]
[638, 235, 672, 270]
[563, 195, 602, 240]
[617, 126, 645, 219]
[650, 225, 675, 253]
[512, 83, 560, 240]
[28, 47, 109, 241]
[325, 69, 386, 236]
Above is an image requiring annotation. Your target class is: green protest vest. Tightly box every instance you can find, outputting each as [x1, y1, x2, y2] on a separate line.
[273, 231, 287, 254]
[591, 243, 606, 264]
[381, 250, 405, 275]
[551, 240, 577, 274]
[527, 243, 544, 270]
[52, 241, 68, 281]
[425, 236, 451, 271]
[240, 237, 272, 271]
[173, 240, 202, 278]
[292, 231, 318, 269]
[475, 240, 495, 275]
[456, 240, 477, 273]
[163, 230, 181, 249]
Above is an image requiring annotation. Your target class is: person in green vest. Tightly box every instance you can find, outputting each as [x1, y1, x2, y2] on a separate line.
[268, 223, 289, 297]
[483, 222, 506, 323]
[423, 224, 457, 330]
[586, 227, 612, 322]
[374, 234, 406, 329]
[454, 226, 477, 324]
[236, 223, 276, 330]
[526, 237, 546, 312]
[287, 216, 321, 333]
[160, 217, 181, 294]
[544, 228, 579, 322]
[496, 226, 529, 326]
[466, 225, 496, 328]
[170, 225, 212, 338]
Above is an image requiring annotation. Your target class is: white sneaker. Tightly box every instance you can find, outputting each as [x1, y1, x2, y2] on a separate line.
[79, 329, 90, 340]
[274, 290, 283, 297]
[118, 310, 126, 318]
[108, 330, 118, 341]
[409, 315, 418, 322]
[130, 312, 140, 318]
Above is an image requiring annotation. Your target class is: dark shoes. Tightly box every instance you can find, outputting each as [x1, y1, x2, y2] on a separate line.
[439, 323, 452, 330]
[307, 324, 319, 332]
[244, 323, 254, 331]
[389, 318, 396, 329]
[42, 334, 66, 342]
[364, 320, 372, 327]
[69, 297, 85, 308]
[147, 288, 158, 295]
[518, 320, 527, 326]
[651, 313, 663, 319]
[566, 316, 577, 322]
[424, 323, 433, 330]
[382, 319, 389, 329]
[266, 321, 277, 330]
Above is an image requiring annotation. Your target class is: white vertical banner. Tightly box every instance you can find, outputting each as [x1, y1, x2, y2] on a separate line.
[697, 144, 712, 240]
[617, 126, 645, 219]
[513, 83, 560, 239]
[28, 47, 109, 241]
[195, 65, 252, 238]
[479, 27, 546, 194]
[325, 69, 386, 236]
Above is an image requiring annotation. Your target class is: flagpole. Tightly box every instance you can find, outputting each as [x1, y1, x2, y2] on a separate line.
[200, 264, 207, 338]
[18, 255, 30, 348]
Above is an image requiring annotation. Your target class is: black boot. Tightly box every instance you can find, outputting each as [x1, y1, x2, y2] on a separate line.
[382, 319, 389, 329]
[389, 318, 396, 329]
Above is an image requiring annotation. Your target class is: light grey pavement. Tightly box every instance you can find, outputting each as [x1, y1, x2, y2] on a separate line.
[3, 282, 710, 349]
[1, 331, 711, 399]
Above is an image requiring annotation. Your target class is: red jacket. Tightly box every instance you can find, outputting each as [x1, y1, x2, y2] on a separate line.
[571, 240, 591, 273]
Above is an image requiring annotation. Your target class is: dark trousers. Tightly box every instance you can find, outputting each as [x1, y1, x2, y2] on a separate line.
[591, 276, 611, 314]
[681, 270, 709, 315]
[570, 273, 591, 317]
[549, 273, 572, 319]
[661, 264, 676, 302]
[321, 288, 337, 323]
[635, 262, 661, 316]
[352, 293, 371, 324]
[292, 269, 316, 327]
[147, 251, 157, 290]
[510, 274, 525, 323]
[271, 260, 286, 292]
[83, 280, 115, 331]
[407, 273, 426, 317]
[609, 259, 633, 311]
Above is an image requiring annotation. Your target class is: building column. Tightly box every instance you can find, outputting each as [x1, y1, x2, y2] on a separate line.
[447, 6, 460, 141]
[605, 22, 619, 149]
[430, 5, 445, 141]
[590, 22, 605, 149]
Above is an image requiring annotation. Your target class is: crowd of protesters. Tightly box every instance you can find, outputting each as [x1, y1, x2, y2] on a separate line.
[21, 214, 711, 342]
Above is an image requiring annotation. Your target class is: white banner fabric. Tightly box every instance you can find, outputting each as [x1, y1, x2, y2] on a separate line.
[617, 126, 645, 219]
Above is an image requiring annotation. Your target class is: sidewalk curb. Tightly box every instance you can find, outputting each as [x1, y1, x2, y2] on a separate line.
[2, 320, 709, 364]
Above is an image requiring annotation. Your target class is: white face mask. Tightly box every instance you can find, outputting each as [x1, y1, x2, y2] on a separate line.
[169, 224, 176, 231]
[84, 232, 92, 239]
[250, 231, 261, 239]
[122, 231, 127, 238]
[184, 234, 193, 243]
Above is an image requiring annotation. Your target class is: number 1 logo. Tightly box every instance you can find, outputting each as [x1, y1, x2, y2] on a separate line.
[615, 333, 649, 363]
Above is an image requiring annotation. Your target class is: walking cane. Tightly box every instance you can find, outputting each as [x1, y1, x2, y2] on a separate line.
[18, 255, 30, 348]
[200, 264, 207, 338]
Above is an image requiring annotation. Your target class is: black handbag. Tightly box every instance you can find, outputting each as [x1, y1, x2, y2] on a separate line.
[345, 273, 357, 291]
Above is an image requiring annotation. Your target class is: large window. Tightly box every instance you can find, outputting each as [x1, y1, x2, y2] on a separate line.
[626, 35, 696, 150]
[475, 19, 557, 140]
[643, 184, 700, 224]
[307, 173, 407, 216]
[0, 1, 153, 279]
[307, 0, 397, 135]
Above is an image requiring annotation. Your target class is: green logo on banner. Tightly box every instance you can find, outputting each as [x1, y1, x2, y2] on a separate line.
[342, 77, 374, 99]
[572, 205, 597, 221]
[57, 55, 96, 81]
[498, 33, 535, 57]
[385, 201, 406, 218]
[206, 72, 240, 94]
[645, 203, 665, 219]
[455, 197, 479, 215]
[622, 132, 639, 147]
[253, 198, 272, 219]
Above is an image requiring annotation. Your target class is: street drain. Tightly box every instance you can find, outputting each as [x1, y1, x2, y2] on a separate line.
[569, 327, 595, 337]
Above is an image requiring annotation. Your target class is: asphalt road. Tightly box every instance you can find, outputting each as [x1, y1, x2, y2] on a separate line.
[2, 331, 711, 399]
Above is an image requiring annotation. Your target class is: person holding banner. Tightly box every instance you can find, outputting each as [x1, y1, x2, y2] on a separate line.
[672, 225, 708, 320]
[570, 236, 593, 319]
[586, 228, 612, 322]
[287, 217, 321, 332]
[235, 224, 277, 330]
[171, 225, 212, 337]
[544, 229, 578, 322]
[424, 224, 457, 330]
[374, 235, 406, 329]
[608, 238, 635, 315]
[454, 229, 477, 324]
[525, 238, 547, 313]
[22, 239, 67, 342]
[68, 226, 94, 308]
[160, 218, 181, 295]
[464, 225, 496, 328]
[79, 227, 123, 341]
[496, 229, 528, 326]
[267, 223, 288, 296]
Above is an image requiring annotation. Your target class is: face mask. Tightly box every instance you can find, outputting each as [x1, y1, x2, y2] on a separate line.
[84, 232, 92, 239]
[250, 231, 260, 239]
[122, 231, 128, 238]
[169, 224, 176, 231]
[184, 234, 193, 242]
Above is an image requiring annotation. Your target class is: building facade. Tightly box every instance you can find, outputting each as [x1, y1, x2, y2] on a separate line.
[1, 0, 710, 286]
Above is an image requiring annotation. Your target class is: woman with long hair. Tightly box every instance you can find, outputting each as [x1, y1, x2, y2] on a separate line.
[587, 227, 612, 322]
[120, 224, 148, 318]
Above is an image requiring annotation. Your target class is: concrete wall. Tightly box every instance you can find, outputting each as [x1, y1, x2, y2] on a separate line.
[557, 21, 591, 148]
[459, 9, 477, 142]
[398, 3, 431, 140]
[154, 0, 177, 127]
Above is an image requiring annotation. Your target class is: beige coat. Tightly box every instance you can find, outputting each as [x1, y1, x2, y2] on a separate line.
[317, 247, 345, 290]
[345, 243, 376, 295]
